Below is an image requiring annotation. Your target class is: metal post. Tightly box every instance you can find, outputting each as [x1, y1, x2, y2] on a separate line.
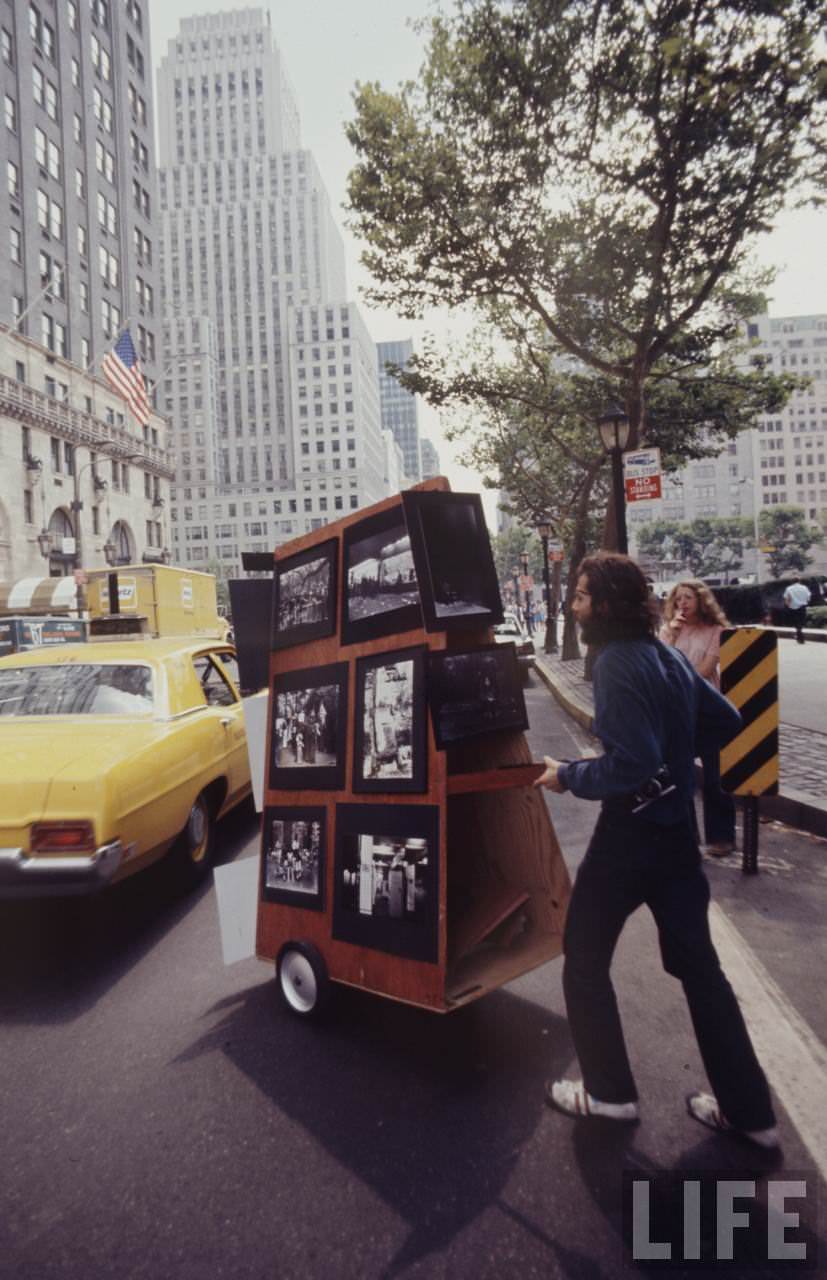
[541, 531, 554, 654]
[741, 796, 759, 875]
[71, 461, 87, 618]
[549, 557, 561, 654]
[612, 446, 628, 555]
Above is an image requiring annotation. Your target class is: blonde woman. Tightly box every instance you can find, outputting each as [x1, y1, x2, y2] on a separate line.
[660, 580, 735, 856]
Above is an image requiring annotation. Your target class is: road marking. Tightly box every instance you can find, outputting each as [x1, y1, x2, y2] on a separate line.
[709, 902, 827, 1177]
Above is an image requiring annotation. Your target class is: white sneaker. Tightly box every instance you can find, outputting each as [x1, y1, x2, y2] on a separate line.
[546, 1078, 639, 1121]
[686, 1091, 780, 1149]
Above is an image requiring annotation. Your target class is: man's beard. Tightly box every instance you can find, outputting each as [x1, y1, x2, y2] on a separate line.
[579, 615, 610, 647]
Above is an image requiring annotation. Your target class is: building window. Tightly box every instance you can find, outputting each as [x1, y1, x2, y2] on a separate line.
[4, 93, 16, 132]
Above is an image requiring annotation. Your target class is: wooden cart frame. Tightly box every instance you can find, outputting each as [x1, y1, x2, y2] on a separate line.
[256, 480, 571, 1015]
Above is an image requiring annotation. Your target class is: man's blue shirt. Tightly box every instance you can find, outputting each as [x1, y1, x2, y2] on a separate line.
[558, 637, 742, 825]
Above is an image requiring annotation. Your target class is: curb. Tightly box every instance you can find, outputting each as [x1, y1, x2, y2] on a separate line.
[533, 655, 827, 841]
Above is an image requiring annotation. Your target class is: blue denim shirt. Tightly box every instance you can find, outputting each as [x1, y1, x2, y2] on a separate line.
[558, 637, 742, 826]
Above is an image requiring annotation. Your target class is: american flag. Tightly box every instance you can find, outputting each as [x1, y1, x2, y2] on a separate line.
[100, 329, 151, 427]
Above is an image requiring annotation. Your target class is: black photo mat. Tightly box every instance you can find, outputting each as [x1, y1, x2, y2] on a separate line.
[272, 538, 339, 651]
[402, 490, 504, 632]
[261, 806, 326, 911]
[353, 646, 428, 794]
[332, 803, 440, 963]
[269, 661, 348, 791]
[427, 643, 528, 748]
[341, 505, 422, 645]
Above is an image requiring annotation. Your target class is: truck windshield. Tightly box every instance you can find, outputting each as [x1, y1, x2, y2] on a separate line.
[0, 665, 154, 716]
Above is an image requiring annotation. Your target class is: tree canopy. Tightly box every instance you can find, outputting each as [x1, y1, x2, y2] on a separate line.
[757, 506, 824, 577]
[347, 0, 826, 477]
[637, 515, 754, 580]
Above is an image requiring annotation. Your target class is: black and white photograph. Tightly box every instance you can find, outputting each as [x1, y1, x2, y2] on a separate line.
[402, 490, 504, 632]
[261, 806, 325, 911]
[272, 538, 338, 650]
[353, 646, 427, 794]
[341, 506, 422, 644]
[428, 643, 528, 748]
[269, 662, 348, 790]
[332, 804, 439, 962]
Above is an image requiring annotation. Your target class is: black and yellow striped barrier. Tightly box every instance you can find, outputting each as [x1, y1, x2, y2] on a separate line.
[719, 627, 779, 874]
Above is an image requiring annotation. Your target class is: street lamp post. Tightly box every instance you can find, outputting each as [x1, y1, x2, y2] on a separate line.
[511, 564, 520, 619]
[598, 403, 631, 555]
[537, 518, 556, 654]
[70, 447, 145, 613]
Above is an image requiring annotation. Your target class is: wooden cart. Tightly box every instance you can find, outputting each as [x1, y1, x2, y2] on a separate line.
[256, 480, 570, 1016]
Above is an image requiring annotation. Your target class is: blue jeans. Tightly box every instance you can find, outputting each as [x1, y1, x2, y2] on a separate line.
[562, 807, 775, 1132]
[701, 746, 736, 845]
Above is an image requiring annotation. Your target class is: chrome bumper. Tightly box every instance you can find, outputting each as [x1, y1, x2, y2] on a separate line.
[0, 840, 124, 898]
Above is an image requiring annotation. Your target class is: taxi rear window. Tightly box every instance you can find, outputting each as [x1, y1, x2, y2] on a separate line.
[0, 664, 154, 716]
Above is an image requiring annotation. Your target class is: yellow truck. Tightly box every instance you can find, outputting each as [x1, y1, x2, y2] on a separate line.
[85, 564, 228, 641]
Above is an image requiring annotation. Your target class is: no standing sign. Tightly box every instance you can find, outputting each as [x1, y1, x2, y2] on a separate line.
[623, 447, 663, 502]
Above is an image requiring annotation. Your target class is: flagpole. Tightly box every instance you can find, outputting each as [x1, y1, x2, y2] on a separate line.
[8, 268, 64, 334]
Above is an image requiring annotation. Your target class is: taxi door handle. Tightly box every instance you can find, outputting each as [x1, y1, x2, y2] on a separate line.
[220, 716, 232, 728]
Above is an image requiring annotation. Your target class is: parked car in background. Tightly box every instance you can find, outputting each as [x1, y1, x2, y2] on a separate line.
[0, 637, 251, 898]
[493, 611, 536, 681]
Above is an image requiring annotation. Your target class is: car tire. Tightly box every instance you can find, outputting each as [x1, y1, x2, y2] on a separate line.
[276, 941, 330, 1018]
[172, 791, 215, 889]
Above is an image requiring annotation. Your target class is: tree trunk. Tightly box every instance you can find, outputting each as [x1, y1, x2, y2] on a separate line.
[561, 462, 602, 660]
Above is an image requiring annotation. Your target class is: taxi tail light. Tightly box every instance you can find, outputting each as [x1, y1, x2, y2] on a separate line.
[30, 821, 96, 853]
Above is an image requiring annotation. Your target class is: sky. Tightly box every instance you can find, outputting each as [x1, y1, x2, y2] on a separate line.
[148, 0, 827, 516]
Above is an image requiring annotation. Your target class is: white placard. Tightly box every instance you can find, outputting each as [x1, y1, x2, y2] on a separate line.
[213, 856, 259, 965]
[242, 688, 269, 812]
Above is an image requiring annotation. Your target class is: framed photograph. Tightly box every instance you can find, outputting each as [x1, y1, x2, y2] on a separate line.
[269, 662, 348, 791]
[341, 505, 422, 645]
[261, 806, 325, 911]
[427, 643, 528, 748]
[353, 646, 427, 794]
[402, 490, 504, 631]
[273, 538, 338, 650]
[332, 803, 439, 963]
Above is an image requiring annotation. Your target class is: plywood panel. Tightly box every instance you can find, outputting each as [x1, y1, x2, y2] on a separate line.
[255, 476, 571, 1015]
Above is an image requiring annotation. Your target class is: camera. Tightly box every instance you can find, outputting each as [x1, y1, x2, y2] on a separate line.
[631, 765, 676, 813]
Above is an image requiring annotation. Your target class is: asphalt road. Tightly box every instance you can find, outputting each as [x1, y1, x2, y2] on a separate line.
[778, 639, 826, 733]
[1, 676, 825, 1279]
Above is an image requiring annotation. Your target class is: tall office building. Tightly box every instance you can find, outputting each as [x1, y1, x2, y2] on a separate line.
[1, 0, 161, 382]
[377, 339, 420, 482]
[156, 10, 386, 573]
[628, 311, 827, 579]
[420, 436, 441, 480]
[0, 0, 170, 578]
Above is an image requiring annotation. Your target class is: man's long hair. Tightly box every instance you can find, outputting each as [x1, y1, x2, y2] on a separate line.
[578, 552, 660, 645]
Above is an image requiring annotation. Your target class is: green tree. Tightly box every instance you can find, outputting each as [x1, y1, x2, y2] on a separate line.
[347, 0, 824, 544]
[758, 506, 823, 578]
[637, 516, 754, 580]
[204, 557, 231, 614]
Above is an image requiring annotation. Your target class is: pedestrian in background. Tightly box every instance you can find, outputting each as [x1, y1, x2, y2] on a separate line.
[783, 575, 811, 644]
[659, 579, 736, 856]
[535, 552, 778, 1149]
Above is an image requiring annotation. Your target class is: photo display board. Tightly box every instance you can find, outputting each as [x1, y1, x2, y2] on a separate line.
[255, 478, 570, 1013]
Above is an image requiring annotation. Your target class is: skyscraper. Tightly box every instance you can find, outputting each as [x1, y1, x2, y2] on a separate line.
[1, 0, 160, 382]
[377, 339, 421, 482]
[156, 10, 387, 573]
[0, 0, 171, 580]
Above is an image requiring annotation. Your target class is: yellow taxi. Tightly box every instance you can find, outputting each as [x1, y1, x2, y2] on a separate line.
[0, 636, 251, 897]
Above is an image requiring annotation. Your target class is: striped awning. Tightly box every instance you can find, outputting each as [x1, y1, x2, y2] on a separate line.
[0, 577, 79, 615]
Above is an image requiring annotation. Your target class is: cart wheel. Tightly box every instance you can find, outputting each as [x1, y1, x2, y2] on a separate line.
[276, 941, 330, 1018]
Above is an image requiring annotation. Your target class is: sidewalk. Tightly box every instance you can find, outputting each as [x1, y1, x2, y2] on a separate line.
[534, 646, 827, 838]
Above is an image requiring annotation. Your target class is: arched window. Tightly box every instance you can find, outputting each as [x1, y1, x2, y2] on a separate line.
[106, 520, 133, 566]
[47, 508, 75, 578]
